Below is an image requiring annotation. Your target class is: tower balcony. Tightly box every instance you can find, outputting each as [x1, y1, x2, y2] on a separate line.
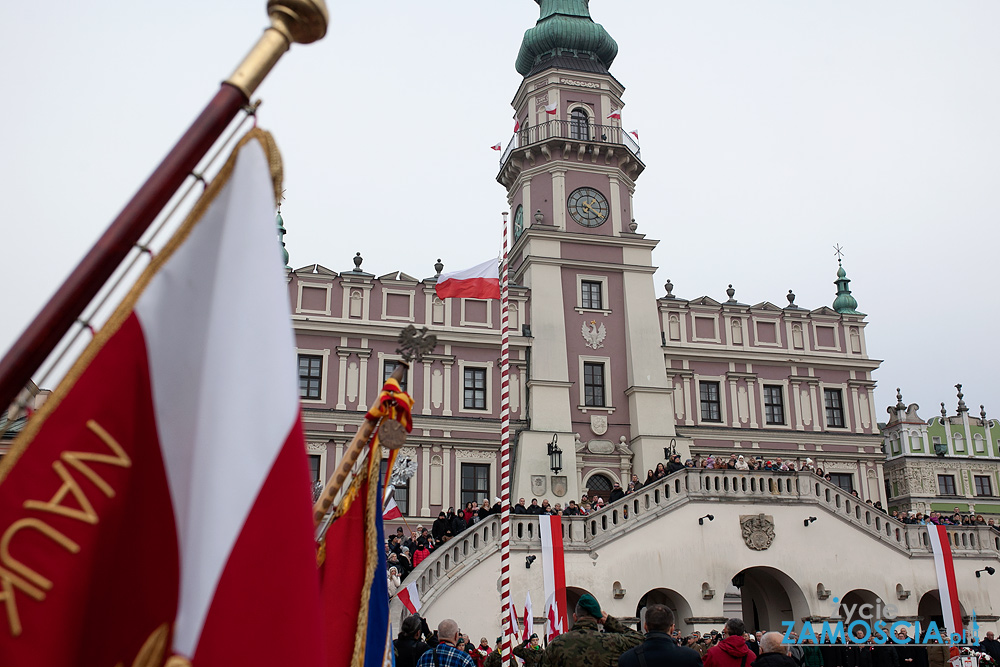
[498, 119, 644, 187]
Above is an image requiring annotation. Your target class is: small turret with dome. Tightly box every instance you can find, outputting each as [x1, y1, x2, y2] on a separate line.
[832, 259, 861, 315]
[515, 0, 618, 77]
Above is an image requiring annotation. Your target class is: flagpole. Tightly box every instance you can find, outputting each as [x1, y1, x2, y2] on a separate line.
[0, 0, 329, 412]
[499, 211, 515, 666]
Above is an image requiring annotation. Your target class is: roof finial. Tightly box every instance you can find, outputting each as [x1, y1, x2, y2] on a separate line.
[726, 284, 736, 303]
[956, 384, 968, 413]
[353, 252, 363, 272]
[981, 405, 988, 425]
[664, 279, 675, 298]
[276, 189, 289, 268]
[832, 245, 860, 314]
[895, 388, 905, 411]
[941, 402, 948, 420]
[786, 289, 796, 306]
[434, 259, 444, 277]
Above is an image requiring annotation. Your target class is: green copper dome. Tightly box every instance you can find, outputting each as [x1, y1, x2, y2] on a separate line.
[515, 0, 618, 77]
[832, 261, 860, 314]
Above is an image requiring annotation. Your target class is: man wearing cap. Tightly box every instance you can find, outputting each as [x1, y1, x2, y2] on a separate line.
[619, 604, 702, 667]
[610, 483, 626, 503]
[514, 633, 545, 667]
[545, 593, 644, 667]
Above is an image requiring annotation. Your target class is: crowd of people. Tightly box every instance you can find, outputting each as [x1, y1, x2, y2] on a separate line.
[394, 596, 1000, 667]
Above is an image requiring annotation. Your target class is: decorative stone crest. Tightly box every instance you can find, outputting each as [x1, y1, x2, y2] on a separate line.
[551, 475, 568, 498]
[531, 475, 547, 496]
[587, 439, 614, 455]
[591, 414, 608, 435]
[582, 320, 607, 349]
[740, 514, 775, 551]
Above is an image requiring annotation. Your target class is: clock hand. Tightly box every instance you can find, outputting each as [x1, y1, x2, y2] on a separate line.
[581, 199, 596, 214]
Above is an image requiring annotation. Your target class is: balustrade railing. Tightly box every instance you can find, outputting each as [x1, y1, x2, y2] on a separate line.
[499, 119, 641, 166]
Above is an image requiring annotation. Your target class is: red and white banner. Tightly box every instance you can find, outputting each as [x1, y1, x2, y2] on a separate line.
[523, 591, 533, 641]
[0, 130, 323, 666]
[397, 582, 422, 615]
[514, 119, 522, 132]
[927, 525, 963, 637]
[629, 129, 639, 140]
[383, 495, 402, 520]
[491, 143, 502, 151]
[434, 259, 501, 300]
[539, 515, 567, 639]
[544, 102, 558, 115]
[607, 108, 622, 120]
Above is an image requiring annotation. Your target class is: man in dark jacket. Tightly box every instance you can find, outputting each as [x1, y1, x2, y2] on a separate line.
[752, 633, 800, 667]
[610, 483, 626, 503]
[980, 632, 1000, 666]
[704, 619, 754, 667]
[394, 615, 431, 667]
[526, 499, 544, 515]
[667, 454, 686, 475]
[432, 512, 450, 541]
[619, 604, 702, 667]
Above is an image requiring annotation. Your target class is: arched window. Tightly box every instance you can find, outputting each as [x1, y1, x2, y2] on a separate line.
[585, 473, 614, 503]
[570, 108, 590, 140]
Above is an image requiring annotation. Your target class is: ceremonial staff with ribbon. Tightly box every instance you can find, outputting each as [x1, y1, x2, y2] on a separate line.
[0, 0, 329, 412]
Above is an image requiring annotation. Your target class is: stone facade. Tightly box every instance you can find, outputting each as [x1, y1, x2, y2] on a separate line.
[883, 386, 1000, 516]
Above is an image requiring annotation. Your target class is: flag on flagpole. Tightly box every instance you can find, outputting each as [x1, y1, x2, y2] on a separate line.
[607, 108, 622, 120]
[514, 119, 521, 132]
[629, 130, 639, 140]
[545, 594, 563, 642]
[0, 129, 324, 666]
[523, 591, 533, 642]
[927, 525, 963, 637]
[397, 582, 422, 615]
[508, 598, 520, 640]
[544, 102, 558, 115]
[383, 494, 403, 520]
[435, 259, 501, 300]
[491, 143, 502, 151]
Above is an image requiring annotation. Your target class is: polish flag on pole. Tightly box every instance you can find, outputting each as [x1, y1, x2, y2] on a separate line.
[544, 102, 558, 115]
[508, 599, 521, 640]
[383, 495, 403, 521]
[927, 525, 963, 637]
[491, 143, 502, 151]
[523, 591, 534, 642]
[539, 515, 568, 638]
[434, 259, 501, 300]
[514, 119, 522, 132]
[545, 594, 564, 642]
[607, 108, 622, 120]
[397, 582, 422, 615]
[629, 130, 640, 140]
[0, 129, 323, 666]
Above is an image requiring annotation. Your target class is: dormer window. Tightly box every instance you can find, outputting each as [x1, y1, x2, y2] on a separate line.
[570, 108, 590, 140]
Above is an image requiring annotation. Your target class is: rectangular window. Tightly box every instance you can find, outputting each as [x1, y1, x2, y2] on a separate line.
[308, 454, 322, 484]
[824, 389, 845, 428]
[380, 459, 410, 515]
[975, 475, 993, 497]
[829, 473, 855, 493]
[763, 385, 785, 425]
[583, 362, 606, 407]
[463, 368, 487, 410]
[938, 474, 957, 496]
[461, 463, 490, 509]
[383, 360, 408, 392]
[581, 280, 603, 310]
[298, 354, 323, 400]
[700, 381, 721, 422]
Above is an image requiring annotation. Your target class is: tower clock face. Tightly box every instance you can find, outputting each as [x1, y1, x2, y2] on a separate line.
[513, 205, 524, 241]
[568, 187, 609, 228]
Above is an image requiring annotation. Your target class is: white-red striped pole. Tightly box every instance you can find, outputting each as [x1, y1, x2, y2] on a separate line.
[499, 211, 514, 665]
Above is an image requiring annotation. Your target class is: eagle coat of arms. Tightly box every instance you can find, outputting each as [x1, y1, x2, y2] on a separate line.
[582, 320, 607, 349]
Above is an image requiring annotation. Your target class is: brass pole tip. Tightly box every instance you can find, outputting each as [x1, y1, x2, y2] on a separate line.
[267, 0, 329, 44]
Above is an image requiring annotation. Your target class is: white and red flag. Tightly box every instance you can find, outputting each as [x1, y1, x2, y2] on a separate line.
[514, 119, 522, 132]
[629, 129, 640, 140]
[544, 102, 558, 115]
[383, 494, 403, 520]
[522, 591, 534, 641]
[927, 525, 963, 637]
[434, 259, 501, 300]
[397, 582, 422, 615]
[0, 129, 324, 666]
[539, 515, 568, 639]
[491, 143, 502, 151]
[607, 108, 622, 120]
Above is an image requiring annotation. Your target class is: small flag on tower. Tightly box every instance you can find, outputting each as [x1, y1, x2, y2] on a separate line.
[607, 108, 622, 120]
[491, 143, 502, 151]
[629, 130, 639, 140]
[435, 259, 501, 300]
[544, 102, 558, 115]
[514, 119, 521, 132]
[397, 582, 422, 615]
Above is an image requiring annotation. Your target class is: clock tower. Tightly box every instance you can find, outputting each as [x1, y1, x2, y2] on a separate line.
[500, 0, 683, 504]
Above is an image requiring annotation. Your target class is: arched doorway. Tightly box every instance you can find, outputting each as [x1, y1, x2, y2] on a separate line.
[838, 589, 890, 623]
[917, 590, 968, 633]
[731, 566, 809, 633]
[636, 588, 694, 634]
[585, 473, 614, 504]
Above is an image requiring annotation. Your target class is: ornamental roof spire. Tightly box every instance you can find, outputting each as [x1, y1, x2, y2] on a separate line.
[515, 0, 618, 77]
[832, 246, 860, 314]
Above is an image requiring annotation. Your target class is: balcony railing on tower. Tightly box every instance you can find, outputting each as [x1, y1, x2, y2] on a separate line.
[500, 119, 641, 165]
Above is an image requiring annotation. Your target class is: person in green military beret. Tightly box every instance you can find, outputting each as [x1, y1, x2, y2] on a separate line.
[544, 593, 644, 667]
[513, 633, 545, 667]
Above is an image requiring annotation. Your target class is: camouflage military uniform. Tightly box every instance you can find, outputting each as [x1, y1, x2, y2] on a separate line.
[484, 647, 517, 667]
[513, 641, 546, 667]
[543, 616, 644, 667]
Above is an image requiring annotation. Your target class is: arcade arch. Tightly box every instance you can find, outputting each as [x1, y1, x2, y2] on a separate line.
[636, 588, 694, 633]
[566, 586, 594, 630]
[731, 566, 809, 633]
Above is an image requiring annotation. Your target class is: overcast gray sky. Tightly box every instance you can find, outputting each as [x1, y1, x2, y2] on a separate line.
[1, 1, 997, 421]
